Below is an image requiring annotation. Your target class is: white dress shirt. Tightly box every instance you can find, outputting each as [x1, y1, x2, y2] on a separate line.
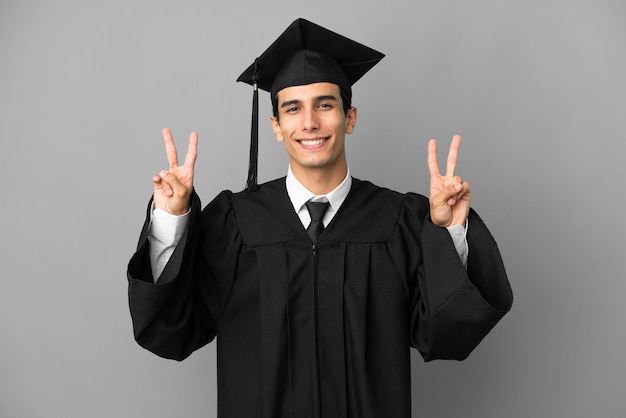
[148, 167, 468, 282]
[286, 165, 352, 229]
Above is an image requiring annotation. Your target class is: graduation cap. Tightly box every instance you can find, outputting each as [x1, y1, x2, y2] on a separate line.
[237, 18, 385, 191]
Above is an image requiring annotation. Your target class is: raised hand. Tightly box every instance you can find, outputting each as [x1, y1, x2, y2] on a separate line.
[152, 128, 198, 215]
[427, 134, 471, 227]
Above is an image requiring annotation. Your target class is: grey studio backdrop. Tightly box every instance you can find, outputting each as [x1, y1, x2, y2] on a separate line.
[1, 1, 624, 417]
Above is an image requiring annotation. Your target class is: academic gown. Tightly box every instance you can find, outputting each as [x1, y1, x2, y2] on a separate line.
[127, 177, 512, 418]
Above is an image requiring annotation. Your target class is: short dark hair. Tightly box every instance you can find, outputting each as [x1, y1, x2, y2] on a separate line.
[272, 89, 352, 120]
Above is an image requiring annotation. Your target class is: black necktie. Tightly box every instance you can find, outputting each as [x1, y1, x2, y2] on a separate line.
[305, 201, 330, 244]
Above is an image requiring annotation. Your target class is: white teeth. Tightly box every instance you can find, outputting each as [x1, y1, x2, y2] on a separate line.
[300, 139, 325, 146]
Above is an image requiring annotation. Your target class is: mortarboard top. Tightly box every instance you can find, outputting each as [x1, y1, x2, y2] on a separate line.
[237, 18, 385, 99]
[237, 18, 385, 192]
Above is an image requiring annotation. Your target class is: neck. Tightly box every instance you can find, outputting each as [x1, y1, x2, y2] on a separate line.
[291, 163, 348, 195]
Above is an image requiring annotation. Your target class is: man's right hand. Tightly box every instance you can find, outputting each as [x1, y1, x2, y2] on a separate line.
[152, 128, 198, 216]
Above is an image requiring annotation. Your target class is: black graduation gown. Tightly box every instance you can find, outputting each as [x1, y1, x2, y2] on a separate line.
[127, 178, 512, 418]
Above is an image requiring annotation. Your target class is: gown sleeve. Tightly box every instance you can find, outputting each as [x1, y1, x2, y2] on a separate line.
[127, 190, 241, 361]
[397, 194, 513, 361]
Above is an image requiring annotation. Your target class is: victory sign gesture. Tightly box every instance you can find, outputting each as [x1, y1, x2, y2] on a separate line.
[152, 128, 198, 215]
[427, 135, 471, 227]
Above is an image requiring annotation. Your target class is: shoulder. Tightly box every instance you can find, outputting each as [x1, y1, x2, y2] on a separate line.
[202, 178, 286, 211]
[323, 178, 430, 242]
[231, 177, 287, 204]
[350, 178, 429, 214]
[213, 178, 304, 246]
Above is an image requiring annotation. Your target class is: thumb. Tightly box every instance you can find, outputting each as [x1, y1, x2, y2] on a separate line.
[433, 182, 463, 208]
[155, 171, 191, 215]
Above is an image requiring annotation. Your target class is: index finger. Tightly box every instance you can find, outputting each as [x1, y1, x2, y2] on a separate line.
[445, 134, 462, 178]
[183, 131, 198, 169]
[162, 128, 179, 169]
[427, 139, 440, 177]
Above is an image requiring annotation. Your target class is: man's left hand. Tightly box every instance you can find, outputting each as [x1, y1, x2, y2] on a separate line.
[427, 134, 471, 227]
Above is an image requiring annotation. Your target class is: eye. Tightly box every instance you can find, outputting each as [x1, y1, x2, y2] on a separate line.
[318, 103, 333, 110]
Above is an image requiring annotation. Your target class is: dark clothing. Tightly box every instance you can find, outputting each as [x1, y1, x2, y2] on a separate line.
[128, 178, 512, 418]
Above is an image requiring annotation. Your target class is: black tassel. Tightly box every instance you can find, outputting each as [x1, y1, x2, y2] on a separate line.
[245, 60, 259, 192]
[245, 84, 259, 191]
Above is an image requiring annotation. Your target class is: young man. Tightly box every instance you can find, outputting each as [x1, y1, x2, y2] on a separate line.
[128, 18, 512, 418]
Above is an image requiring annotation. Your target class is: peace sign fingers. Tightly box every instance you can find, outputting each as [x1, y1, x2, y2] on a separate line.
[427, 134, 462, 179]
[161, 128, 198, 171]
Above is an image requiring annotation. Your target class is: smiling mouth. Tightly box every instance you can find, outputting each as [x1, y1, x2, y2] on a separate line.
[297, 137, 328, 147]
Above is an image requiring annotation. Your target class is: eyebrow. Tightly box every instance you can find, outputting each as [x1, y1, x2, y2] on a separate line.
[280, 95, 339, 109]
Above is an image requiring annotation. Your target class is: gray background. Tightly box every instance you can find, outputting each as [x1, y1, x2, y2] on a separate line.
[1, 0, 624, 417]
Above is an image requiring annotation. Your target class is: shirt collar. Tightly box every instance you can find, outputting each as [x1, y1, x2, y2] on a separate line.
[286, 165, 352, 214]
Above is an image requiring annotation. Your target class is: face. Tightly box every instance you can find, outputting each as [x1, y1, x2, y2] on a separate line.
[270, 82, 357, 178]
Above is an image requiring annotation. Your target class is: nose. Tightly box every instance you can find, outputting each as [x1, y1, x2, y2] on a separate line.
[301, 108, 319, 131]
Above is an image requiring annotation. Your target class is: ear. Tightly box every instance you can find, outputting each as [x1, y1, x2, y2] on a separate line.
[345, 107, 358, 134]
[270, 116, 284, 142]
